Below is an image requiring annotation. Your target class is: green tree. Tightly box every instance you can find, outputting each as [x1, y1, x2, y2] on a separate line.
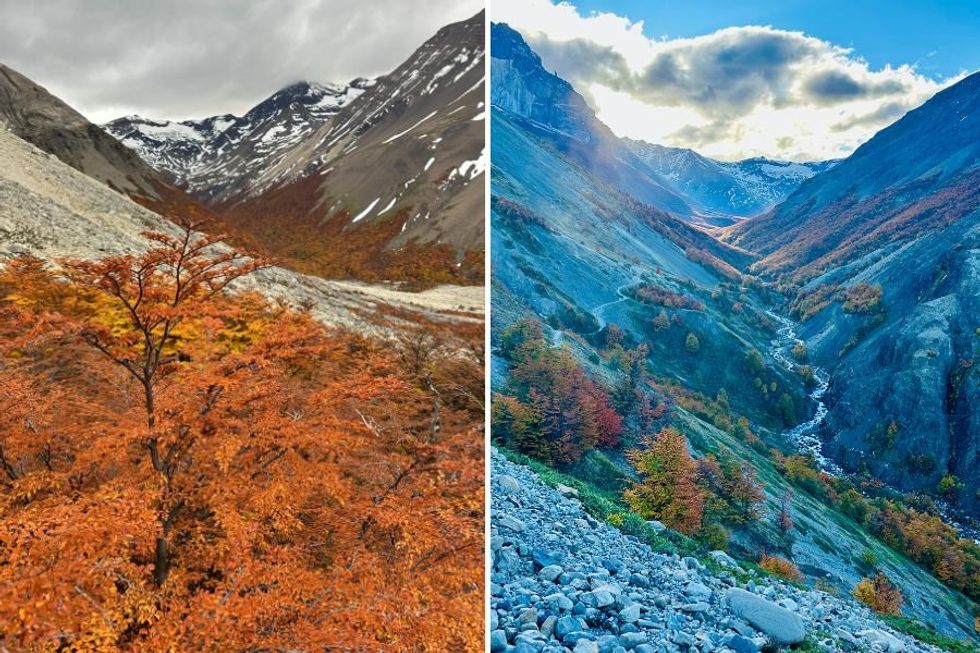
[685, 332, 700, 353]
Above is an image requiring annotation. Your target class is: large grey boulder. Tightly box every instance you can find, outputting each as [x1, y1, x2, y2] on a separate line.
[726, 588, 806, 645]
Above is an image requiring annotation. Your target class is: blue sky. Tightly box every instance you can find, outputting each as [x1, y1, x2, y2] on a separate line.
[494, 0, 972, 160]
[571, 0, 978, 80]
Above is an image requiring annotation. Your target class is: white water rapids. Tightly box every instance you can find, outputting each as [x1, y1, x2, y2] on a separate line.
[765, 310, 843, 475]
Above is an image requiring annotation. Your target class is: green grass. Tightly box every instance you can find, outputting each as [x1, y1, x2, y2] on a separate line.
[497, 447, 698, 556]
[881, 616, 979, 653]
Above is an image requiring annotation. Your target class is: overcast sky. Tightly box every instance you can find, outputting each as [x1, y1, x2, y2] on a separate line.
[494, 0, 974, 161]
[0, 0, 483, 124]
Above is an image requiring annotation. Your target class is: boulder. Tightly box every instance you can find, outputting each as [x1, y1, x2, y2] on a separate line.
[857, 629, 906, 653]
[726, 588, 806, 645]
[498, 474, 521, 494]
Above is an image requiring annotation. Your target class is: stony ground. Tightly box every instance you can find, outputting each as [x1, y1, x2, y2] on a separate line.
[490, 448, 937, 653]
[0, 126, 482, 337]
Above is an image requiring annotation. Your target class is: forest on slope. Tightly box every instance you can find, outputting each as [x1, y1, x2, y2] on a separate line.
[0, 223, 484, 651]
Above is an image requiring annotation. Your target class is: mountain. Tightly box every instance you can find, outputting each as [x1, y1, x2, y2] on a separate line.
[625, 139, 837, 222]
[488, 22, 978, 642]
[222, 10, 486, 280]
[0, 63, 174, 200]
[103, 79, 374, 203]
[490, 22, 694, 218]
[106, 12, 486, 285]
[725, 72, 980, 515]
[490, 24, 830, 225]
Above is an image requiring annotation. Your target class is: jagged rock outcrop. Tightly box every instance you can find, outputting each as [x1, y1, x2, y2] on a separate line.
[0, 63, 167, 198]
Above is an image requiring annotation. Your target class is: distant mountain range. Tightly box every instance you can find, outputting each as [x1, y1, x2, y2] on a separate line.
[104, 79, 375, 203]
[624, 140, 837, 221]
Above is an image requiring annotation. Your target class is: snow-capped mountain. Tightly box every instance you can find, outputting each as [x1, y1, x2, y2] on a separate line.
[219, 10, 486, 281]
[249, 10, 486, 250]
[104, 79, 374, 204]
[100, 11, 485, 284]
[625, 139, 837, 223]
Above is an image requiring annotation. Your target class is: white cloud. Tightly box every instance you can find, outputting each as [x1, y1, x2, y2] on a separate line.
[493, 0, 963, 161]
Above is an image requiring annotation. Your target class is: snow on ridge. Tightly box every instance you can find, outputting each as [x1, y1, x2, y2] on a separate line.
[351, 197, 381, 223]
[382, 110, 438, 144]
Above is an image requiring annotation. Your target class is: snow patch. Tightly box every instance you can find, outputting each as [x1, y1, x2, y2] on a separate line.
[351, 197, 381, 223]
[382, 110, 438, 144]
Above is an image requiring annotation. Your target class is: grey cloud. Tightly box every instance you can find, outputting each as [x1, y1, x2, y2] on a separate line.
[0, 0, 483, 122]
[667, 121, 740, 149]
[830, 101, 910, 132]
[526, 28, 820, 119]
[803, 70, 907, 103]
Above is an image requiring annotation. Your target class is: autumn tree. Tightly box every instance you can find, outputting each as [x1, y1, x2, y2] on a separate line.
[625, 427, 704, 535]
[62, 222, 266, 586]
[0, 238, 484, 649]
[495, 325, 622, 463]
[853, 573, 903, 615]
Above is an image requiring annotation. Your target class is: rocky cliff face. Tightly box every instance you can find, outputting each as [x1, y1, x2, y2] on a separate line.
[0, 63, 167, 198]
[491, 450, 939, 652]
[490, 22, 694, 218]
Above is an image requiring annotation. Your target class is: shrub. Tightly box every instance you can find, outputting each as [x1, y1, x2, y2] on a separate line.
[841, 282, 884, 314]
[685, 333, 701, 353]
[857, 549, 879, 573]
[853, 573, 903, 615]
[759, 554, 802, 582]
[699, 523, 730, 551]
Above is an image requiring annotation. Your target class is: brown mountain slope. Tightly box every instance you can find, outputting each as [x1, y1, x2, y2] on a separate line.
[220, 11, 485, 285]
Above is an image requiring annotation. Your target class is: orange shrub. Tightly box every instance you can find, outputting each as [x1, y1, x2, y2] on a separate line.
[853, 573, 903, 615]
[759, 554, 803, 582]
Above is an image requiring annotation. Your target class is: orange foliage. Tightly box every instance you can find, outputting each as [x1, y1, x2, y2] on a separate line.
[217, 174, 482, 286]
[624, 427, 704, 535]
[0, 227, 483, 651]
[759, 554, 802, 582]
[632, 284, 704, 311]
[853, 573, 903, 615]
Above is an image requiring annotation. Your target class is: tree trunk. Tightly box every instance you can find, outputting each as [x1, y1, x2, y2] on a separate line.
[153, 535, 169, 586]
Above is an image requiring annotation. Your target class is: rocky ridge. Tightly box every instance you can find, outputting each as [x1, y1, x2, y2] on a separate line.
[103, 79, 374, 204]
[491, 449, 938, 653]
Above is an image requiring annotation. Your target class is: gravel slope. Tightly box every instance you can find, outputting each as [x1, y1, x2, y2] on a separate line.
[491, 448, 938, 653]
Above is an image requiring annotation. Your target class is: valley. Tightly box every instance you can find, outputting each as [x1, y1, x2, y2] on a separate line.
[100, 12, 487, 287]
[489, 20, 980, 650]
